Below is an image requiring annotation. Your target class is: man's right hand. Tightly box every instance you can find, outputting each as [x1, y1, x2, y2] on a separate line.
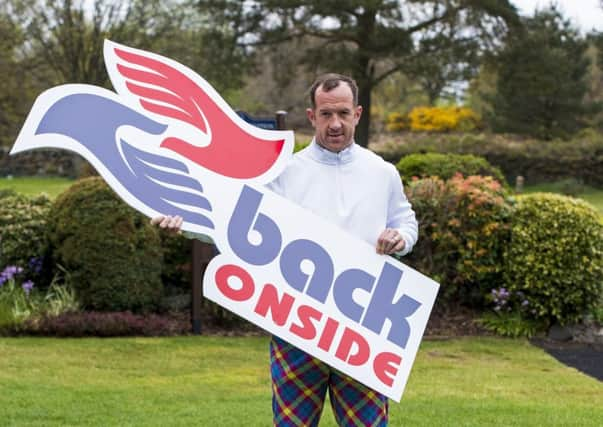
[150, 215, 183, 234]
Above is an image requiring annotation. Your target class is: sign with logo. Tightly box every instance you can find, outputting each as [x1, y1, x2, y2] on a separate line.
[11, 41, 439, 401]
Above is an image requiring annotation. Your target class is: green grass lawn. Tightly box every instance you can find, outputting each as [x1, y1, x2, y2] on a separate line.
[0, 176, 73, 199]
[0, 336, 600, 426]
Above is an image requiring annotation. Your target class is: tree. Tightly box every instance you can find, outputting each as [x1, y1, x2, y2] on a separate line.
[196, 0, 519, 146]
[584, 33, 603, 129]
[0, 13, 32, 148]
[7, 0, 185, 88]
[1, 0, 254, 150]
[489, 6, 592, 139]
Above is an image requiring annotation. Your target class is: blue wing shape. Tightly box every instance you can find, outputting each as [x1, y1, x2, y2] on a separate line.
[35, 92, 213, 229]
[120, 140, 214, 228]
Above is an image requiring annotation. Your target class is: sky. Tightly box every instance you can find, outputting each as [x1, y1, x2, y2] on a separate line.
[511, 0, 603, 32]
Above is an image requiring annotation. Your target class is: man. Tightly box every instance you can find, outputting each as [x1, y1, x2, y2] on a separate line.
[153, 73, 418, 426]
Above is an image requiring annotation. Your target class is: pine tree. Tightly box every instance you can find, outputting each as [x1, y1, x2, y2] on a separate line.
[490, 6, 591, 139]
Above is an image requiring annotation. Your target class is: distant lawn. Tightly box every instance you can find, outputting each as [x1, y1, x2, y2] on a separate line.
[0, 176, 73, 199]
[523, 182, 603, 215]
[0, 336, 601, 426]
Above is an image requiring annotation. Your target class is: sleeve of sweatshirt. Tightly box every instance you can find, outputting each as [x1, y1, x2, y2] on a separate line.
[385, 165, 418, 256]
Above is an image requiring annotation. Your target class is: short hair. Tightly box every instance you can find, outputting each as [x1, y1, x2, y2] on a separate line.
[309, 73, 358, 109]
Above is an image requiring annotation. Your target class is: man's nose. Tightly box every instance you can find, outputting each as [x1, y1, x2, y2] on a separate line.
[329, 115, 343, 129]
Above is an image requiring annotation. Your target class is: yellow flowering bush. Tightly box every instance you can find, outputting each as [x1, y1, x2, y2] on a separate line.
[385, 112, 410, 132]
[386, 106, 481, 133]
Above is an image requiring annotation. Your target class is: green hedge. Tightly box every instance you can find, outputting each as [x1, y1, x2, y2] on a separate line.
[396, 152, 508, 187]
[47, 177, 163, 312]
[503, 193, 603, 325]
[373, 131, 603, 188]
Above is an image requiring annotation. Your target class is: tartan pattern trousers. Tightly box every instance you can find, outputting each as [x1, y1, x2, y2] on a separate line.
[270, 336, 388, 427]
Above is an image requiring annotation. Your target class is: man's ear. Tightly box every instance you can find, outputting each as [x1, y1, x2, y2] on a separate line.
[354, 105, 363, 125]
[306, 108, 316, 127]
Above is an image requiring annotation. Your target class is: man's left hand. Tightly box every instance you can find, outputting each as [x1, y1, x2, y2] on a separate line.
[376, 228, 405, 255]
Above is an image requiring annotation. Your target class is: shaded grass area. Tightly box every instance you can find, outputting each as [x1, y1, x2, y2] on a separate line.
[0, 336, 601, 426]
[0, 176, 73, 199]
[523, 181, 603, 215]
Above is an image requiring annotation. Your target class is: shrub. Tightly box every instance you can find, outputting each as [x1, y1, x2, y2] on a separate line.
[396, 152, 508, 187]
[504, 193, 603, 325]
[409, 106, 481, 132]
[160, 231, 191, 293]
[372, 131, 603, 188]
[385, 107, 481, 133]
[0, 266, 40, 331]
[47, 177, 163, 312]
[0, 264, 79, 333]
[385, 112, 410, 132]
[404, 175, 512, 307]
[0, 190, 51, 277]
[477, 311, 544, 338]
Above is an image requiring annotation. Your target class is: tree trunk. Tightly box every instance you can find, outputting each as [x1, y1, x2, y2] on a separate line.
[356, 80, 372, 147]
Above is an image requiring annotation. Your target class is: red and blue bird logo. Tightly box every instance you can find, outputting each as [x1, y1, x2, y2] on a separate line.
[11, 40, 294, 234]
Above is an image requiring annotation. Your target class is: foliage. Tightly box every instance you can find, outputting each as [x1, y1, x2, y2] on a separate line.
[47, 177, 163, 312]
[1, 0, 252, 150]
[6, 0, 185, 87]
[410, 106, 481, 132]
[0, 264, 79, 332]
[0, 190, 51, 277]
[0, 12, 31, 149]
[20, 311, 189, 337]
[593, 298, 603, 324]
[43, 266, 81, 317]
[477, 311, 544, 338]
[404, 175, 512, 307]
[396, 152, 508, 187]
[386, 106, 481, 133]
[488, 6, 593, 139]
[0, 266, 39, 330]
[198, 0, 519, 146]
[477, 287, 546, 338]
[159, 231, 191, 292]
[158, 230, 253, 328]
[294, 141, 310, 153]
[504, 193, 603, 325]
[202, 298, 251, 329]
[372, 131, 603, 188]
[385, 112, 411, 132]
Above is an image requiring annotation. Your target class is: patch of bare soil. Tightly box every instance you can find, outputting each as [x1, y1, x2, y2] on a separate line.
[424, 306, 491, 338]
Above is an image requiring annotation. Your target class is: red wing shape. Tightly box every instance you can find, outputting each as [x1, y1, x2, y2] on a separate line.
[113, 47, 284, 179]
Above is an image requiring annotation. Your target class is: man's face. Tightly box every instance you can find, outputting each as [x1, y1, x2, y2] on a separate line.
[307, 83, 362, 153]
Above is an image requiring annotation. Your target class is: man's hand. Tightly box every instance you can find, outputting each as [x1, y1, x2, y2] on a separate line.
[376, 228, 405, 255]
[150, 215, 183, 234]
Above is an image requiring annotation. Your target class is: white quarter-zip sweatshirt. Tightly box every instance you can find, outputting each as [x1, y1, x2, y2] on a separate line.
[268, 140, 418, 256]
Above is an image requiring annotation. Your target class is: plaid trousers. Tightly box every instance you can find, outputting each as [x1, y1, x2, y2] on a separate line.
[270, 336, 388, 427]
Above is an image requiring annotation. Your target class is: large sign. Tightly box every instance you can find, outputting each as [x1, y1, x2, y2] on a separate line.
[11, 41, 439, 401]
